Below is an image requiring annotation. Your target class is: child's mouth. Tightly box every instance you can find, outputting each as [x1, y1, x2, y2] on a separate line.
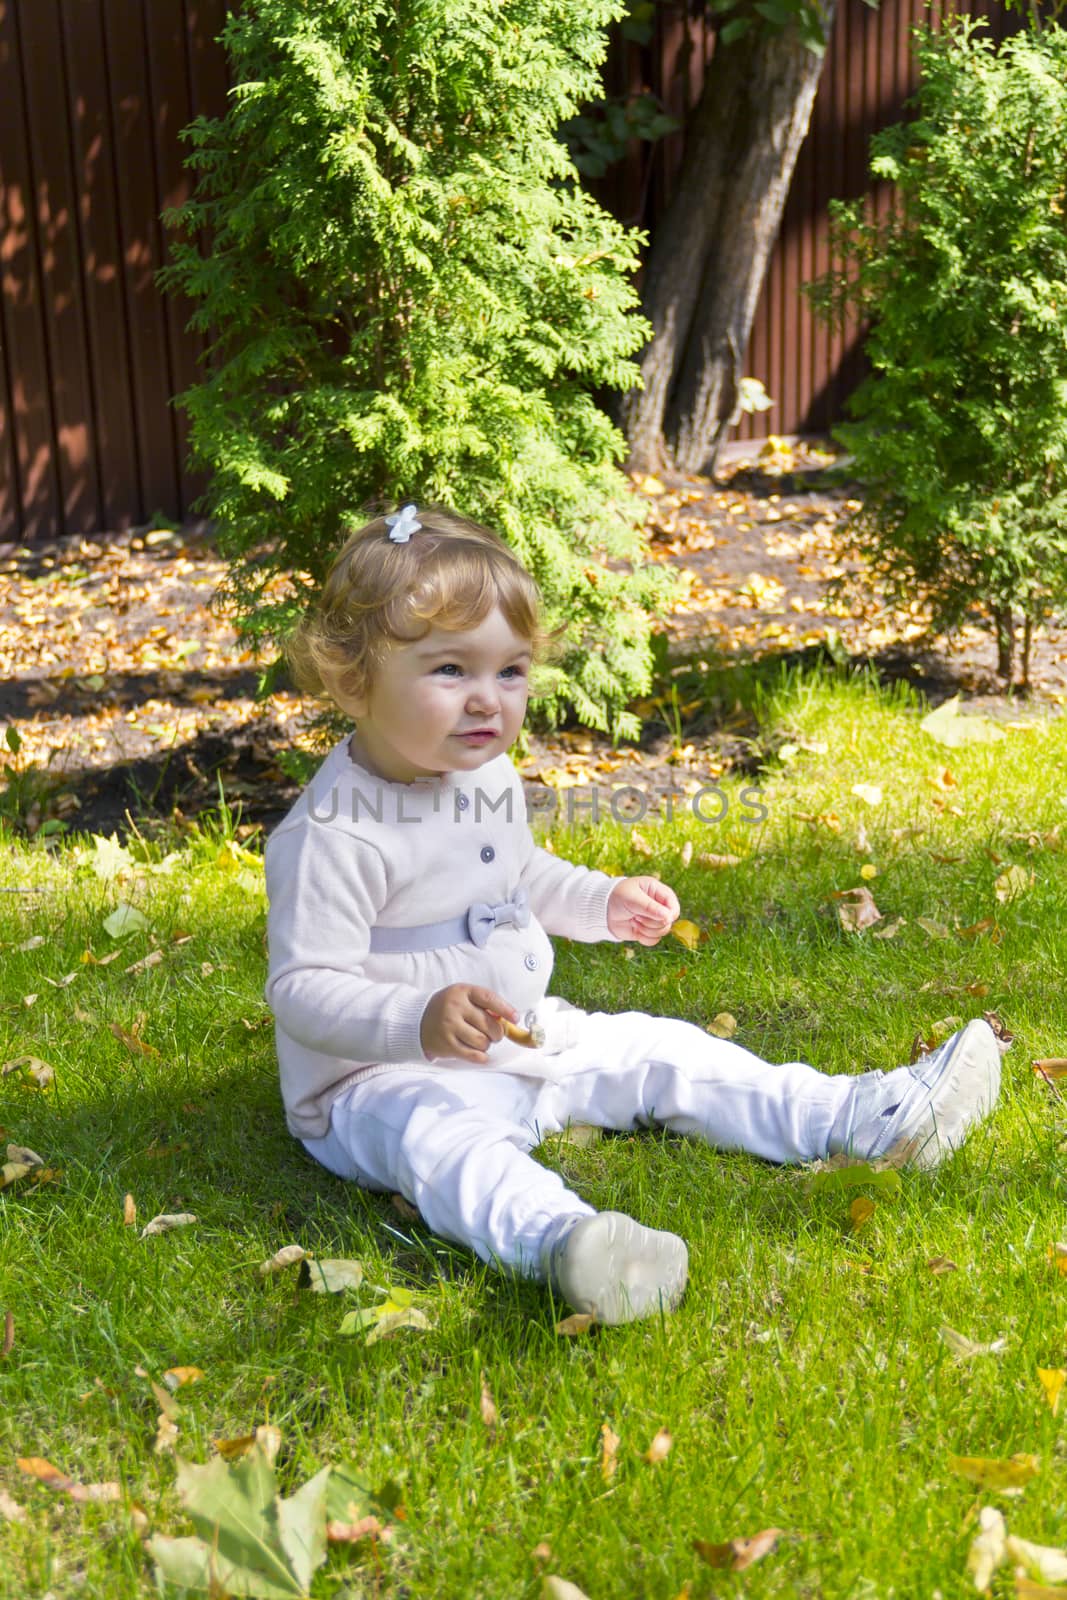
[455, 731, 498, 744]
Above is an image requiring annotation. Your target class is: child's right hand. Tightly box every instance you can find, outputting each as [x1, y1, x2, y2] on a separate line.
[420, 985, 519, 1065]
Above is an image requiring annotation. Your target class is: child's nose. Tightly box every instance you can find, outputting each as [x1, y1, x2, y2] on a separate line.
[466, 675, 500, 711]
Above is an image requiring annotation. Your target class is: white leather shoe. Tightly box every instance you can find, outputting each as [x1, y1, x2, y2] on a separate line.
[543, 1211, 688, 1325]
[827, 1018, 1001, 1170]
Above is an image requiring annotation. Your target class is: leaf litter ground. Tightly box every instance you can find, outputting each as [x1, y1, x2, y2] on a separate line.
[2, 439, 1064, 842]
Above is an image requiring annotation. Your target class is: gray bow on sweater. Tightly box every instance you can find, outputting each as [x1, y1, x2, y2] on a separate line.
[466, 887, 530, 947]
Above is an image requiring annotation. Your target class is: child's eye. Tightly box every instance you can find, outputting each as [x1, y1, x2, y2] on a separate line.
[434, 663, 462, 676]
[500, 665, 527, 680]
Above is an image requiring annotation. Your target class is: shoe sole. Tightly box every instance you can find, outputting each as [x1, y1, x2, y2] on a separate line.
[552, 1211, 689, 1325]
[910, 1018, 1002, 1170]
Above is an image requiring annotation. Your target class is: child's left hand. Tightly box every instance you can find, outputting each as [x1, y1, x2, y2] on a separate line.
[606, 876, 681, 946]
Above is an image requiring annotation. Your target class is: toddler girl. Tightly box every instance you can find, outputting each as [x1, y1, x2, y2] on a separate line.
[263, 502, 1001, 1325]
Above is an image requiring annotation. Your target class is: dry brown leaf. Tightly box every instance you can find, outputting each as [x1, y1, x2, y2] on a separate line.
[109, 1020, 159, 1058]
[1007, 1535, 1067, 1585]
[600, 1422, 620, 1483]
[124, 949, 163, 975]
[16, 1457, 120, 1503]
[983, 1012, 1015, 1051]
[555, 1312, 597, 1337]
[694, 852, 741, 869]
[542, 1579, 593, 1600]
[850, 1196, 875, 1232]
[1014, 1577, 1067, 1598]
[916, 916, 952, 939]
[693, 1527, 786, 1571]
[871, 916, 906, 940]
[833, 885, 883, 933]
[927, 1256, 959, 1275]
[390, 1193, 420, 1222]
[629, 830, 653, 857]
[154, 1413, 178, 1455]
[531, 1542, 552, 1563]
[0, 1488, 26, 1523]
[253, 1424, 282, 1464]
[123, 1193, 136, 1227]
[1034, 1059, 1067, 1082]
[480, 1373, 498, 1437]
[939, 1324, 1008, 1359]
[644, 1427, 672, 1464]
[326, 1514, 386, 1544]
[213, 1433, 258, 1461]
[1, 1160, 35, 1189]
[966, 1505, 1007, 1590]
[258, 1243, 308, 1276]
[140, 1213, 197, 1239]
[995, 865, 1035, 904]
[162, 1366, 204, 1391]
[0, 1055, 54, 1088]
[17, 1457, 71, 1490]
[960, 917, 998, 940]
[679, 840, 693, 867]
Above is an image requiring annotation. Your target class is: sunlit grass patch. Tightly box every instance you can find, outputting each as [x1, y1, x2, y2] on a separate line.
[1, 668, 1065, 1597]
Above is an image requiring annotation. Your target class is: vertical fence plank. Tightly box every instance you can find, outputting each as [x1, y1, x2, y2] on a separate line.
[0, 0, 63, 543]
[13, 0, 100, 535]
[62, 0, 140, 532]
[103, 0, 178, 523]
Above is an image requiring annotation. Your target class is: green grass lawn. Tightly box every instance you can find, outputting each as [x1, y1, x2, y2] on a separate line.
[2, 663, 1066, 1599]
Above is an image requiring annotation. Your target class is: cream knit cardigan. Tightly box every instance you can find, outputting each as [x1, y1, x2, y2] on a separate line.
[264, 738, 624, 1138]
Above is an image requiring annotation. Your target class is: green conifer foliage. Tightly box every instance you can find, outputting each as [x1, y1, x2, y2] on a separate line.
[807, 19, 1067, 682]
[160, 0, 677, 739]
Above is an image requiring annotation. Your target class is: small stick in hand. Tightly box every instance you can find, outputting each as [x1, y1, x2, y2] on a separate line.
[490, 1010, 546, 1049]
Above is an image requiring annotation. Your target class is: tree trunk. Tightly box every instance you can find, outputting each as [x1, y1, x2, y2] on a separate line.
[619, 3, 836, 477]
[1021, 609, 1034, 691]
[993, 604, 1015, 681]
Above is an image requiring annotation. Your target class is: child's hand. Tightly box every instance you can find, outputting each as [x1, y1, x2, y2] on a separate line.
[420, 984, 519, 1065]
[607, 876, 681, 946]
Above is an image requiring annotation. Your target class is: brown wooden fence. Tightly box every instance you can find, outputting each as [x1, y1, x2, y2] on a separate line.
[0, 0, 1019, 544]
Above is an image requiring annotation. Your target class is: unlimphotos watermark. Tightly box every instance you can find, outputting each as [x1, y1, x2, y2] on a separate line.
[306, 780, 768, 828]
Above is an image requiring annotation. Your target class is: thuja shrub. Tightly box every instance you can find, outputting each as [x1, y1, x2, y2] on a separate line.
[808, 18, 1067, 684]
[160, 0, 676, 740]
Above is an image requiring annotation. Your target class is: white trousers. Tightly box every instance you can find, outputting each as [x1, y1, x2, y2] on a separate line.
[303, 1007, 852, 1278]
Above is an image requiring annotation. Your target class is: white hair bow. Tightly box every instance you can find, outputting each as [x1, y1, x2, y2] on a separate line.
[385, 503, 422, 543]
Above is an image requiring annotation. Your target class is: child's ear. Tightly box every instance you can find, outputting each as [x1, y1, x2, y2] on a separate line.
[321, 663, 369, 719]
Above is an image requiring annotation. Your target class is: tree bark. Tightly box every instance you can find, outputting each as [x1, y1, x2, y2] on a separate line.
[993, 604, 1015, 681]
[619, 3, 836, 477]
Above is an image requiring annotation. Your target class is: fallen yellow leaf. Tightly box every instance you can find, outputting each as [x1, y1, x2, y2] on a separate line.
[600, 1422, 620, 1484]
[948, 1452, 1039, 1491]
[995, 865, 1035, 904]
[555, 1312, 597, 1337]
[671, 919, 702, 951]
[644, 1427, 672, 1464]
[706, 1013, 737, 1039]
[1038, 1368, 1066, 1417]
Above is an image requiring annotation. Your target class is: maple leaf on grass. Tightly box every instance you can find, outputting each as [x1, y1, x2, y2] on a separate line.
[148, 1442, 330, 1598]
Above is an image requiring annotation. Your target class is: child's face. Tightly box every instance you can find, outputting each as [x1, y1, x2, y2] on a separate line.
[342, 604, 532, 783]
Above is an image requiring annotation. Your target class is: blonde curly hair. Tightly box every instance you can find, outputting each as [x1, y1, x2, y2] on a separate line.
[286, 503, 555, 710]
